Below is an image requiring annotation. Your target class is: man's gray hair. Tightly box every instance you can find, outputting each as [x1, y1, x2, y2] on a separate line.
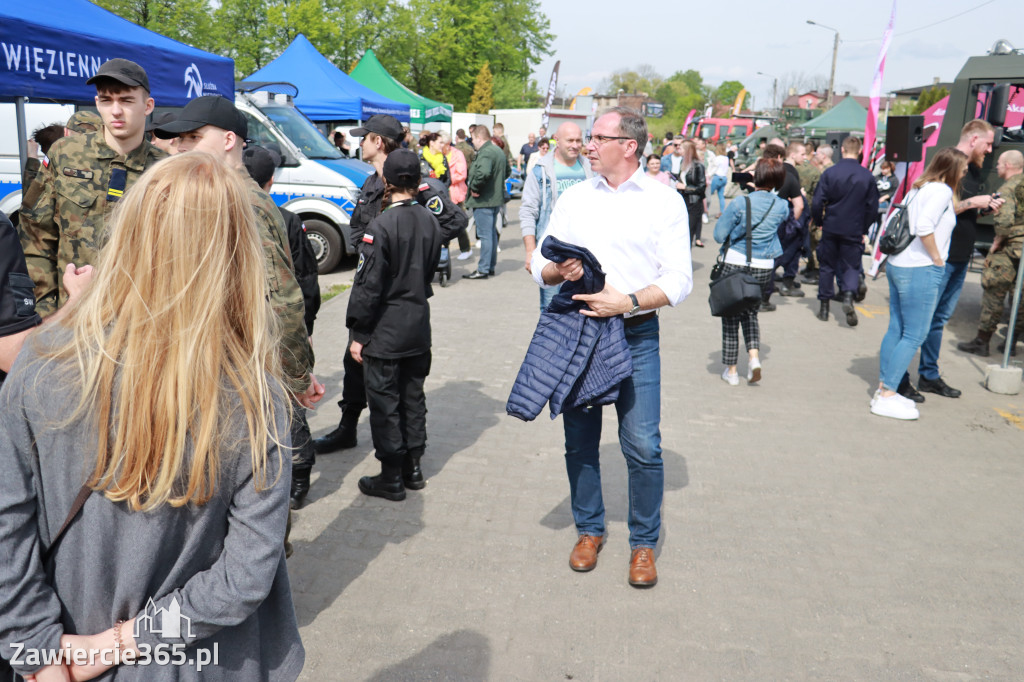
[603, 106, 647, 161]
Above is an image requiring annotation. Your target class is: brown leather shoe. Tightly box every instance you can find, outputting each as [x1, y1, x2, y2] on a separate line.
[628, 547, 657, 587]
[568, 534, 606, 572]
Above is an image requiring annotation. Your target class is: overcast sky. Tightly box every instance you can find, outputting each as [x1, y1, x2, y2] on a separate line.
[531, 0, 1018, 109]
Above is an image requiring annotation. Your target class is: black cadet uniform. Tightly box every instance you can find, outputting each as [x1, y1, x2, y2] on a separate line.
[346, 199, 442, 478]
[316, 172, 466, 452]
[0, 213, 42, 388]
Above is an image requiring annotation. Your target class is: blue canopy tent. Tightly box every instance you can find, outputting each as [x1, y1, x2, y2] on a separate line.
[247, 35, 410, 123]
[0, 0, 234, 174]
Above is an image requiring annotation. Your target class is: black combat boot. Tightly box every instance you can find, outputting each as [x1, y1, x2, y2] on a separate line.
[800, 268, 819, 285]
[290, 467, 311, 510]
[855, 274, 868, 302]
[777, 278, 805, 297]
[957, 331, 992, 357]
[402, 454, 425, 490]
[817, 300, 830, 321]
[313, 408, 360, 453]
[759, 292, 776, 312]
[358, 466, 406, 501]
[842, 292, 858, 327]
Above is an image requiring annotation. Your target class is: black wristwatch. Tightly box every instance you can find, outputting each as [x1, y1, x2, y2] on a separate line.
[628, 293, 641, 316]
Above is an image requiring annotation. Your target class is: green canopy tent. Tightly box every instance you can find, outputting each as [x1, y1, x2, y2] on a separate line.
[794, 96, 886, 137]
[349, 49, 452, 126]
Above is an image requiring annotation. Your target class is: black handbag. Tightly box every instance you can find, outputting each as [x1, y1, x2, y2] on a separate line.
[708, 196, 764, 317]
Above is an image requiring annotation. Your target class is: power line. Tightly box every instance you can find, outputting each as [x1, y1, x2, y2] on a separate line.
[843, 0, 998, 43]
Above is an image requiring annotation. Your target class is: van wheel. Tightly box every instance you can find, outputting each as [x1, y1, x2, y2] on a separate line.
[304, 219, 342, 274]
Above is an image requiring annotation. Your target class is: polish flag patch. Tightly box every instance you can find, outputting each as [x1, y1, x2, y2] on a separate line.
[362, 234, 374, 244]
[418, 183, 430, 192]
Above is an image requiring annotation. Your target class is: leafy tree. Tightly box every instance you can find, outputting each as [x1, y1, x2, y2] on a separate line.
[93, 0, 218, 51]
[213, 0, 273, 76]
[603, 64, 663, 95]
[493, 72, 542, 109]
[914, 86, 949, 114]
[467, 62, 494, 114]
[713, 80, 747, 110]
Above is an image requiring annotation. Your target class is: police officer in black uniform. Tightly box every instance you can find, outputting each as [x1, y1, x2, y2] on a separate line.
[346, 149, 443, 500]
[313, 115, 467, 453]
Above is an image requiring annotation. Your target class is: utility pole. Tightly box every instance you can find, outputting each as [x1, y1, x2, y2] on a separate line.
[758, 71, 779, 112]
[808, 20, 840, 108]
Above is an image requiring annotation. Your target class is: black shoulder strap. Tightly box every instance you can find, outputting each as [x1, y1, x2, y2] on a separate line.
[743, 196, 754, 265]
[42, 484, 92, 563]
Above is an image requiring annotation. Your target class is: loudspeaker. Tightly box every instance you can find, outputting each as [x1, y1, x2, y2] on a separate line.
[886, 115, 924, 163]
[826, 131, 849, 155]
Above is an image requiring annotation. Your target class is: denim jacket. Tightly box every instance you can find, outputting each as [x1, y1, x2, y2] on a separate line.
[519, 154, 593, 242]
[713, 191, 787, 260]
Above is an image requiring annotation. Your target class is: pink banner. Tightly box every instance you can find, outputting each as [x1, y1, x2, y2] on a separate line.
[863, 0, 896, 168]
[682, 109, 696, 136]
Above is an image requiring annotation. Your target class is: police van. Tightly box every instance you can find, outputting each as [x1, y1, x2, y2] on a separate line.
[0, 83, 371, 274]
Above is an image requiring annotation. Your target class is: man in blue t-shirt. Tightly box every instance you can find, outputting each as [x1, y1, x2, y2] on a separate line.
[519, 122, 593, 311]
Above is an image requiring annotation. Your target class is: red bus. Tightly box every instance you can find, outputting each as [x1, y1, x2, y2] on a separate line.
[685, 117, 756, 143]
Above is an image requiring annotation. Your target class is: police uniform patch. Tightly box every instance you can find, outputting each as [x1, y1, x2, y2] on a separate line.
[418, 183, 430, 193]
[357, 253, 366, 272]
[62, 168, 94, 180]
[426, 196, 443, 215]
[362, 234, 374, 244]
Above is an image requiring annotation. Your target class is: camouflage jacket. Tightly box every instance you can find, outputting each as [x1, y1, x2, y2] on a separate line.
[237, 168, 314, 393]
[18, 132, 167, 316]
[997, 173, 1024, 241]
[798, 162, 822, 197]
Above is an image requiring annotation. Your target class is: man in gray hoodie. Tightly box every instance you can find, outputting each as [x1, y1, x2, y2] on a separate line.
[520, 122, 593, 311]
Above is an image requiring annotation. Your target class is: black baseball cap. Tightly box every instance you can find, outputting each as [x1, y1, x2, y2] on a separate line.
[87, 58, 150, 92]
[382, 148, 421, 187]
[145, 111, 177, 133]
[350, 114, 404, 143]
[242, 145, 282, 187]
[154, 96, 247, 140]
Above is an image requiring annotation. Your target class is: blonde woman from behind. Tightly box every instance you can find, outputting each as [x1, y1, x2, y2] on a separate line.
[0, 152, 303, 681]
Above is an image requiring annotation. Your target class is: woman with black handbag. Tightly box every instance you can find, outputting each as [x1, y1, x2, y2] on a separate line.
[712, 158, 788, 385]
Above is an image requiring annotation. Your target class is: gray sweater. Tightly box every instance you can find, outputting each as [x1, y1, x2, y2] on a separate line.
[0, 332, 304, 681]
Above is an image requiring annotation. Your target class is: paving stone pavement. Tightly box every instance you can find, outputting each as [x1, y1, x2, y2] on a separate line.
[292, 201, 1024, 681]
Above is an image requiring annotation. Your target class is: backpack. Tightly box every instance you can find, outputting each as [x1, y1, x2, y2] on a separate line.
[878, 189, 917, 256]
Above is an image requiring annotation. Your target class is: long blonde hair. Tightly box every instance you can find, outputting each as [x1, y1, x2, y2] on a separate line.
[46, 153, 285, 511]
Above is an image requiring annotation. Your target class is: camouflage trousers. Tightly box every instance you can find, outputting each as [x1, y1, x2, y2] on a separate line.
[808, 224, 822, 270]
[980, 248, 1024, 335]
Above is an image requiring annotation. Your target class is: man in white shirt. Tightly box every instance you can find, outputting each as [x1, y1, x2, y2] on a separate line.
[531, 107, 693, 588]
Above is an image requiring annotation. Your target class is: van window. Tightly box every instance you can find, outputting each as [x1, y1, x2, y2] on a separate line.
[240, 111, 278, 149]
[700, 124, 716, 139]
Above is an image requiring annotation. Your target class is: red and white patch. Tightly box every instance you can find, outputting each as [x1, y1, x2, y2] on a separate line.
[362, 234, 374, 244]
[418, 183, 430, 192]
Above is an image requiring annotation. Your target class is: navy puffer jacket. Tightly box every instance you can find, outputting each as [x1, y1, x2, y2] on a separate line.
[506, 237, 632, 421]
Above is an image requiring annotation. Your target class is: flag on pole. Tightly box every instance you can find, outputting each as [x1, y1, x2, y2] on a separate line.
[682, 109, 697, 136]
[731, 89, 747, 117]
[541, 61, 560, 129]
[864, 0, 897, 168]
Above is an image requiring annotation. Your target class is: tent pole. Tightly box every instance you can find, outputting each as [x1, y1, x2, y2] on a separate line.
[16, 96, 29, 184]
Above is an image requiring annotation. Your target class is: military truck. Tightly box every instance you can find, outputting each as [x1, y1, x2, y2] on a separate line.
[930, 40, 1024, 251]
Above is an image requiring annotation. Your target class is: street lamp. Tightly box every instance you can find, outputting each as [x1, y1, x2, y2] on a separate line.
[757, 71, 778, 112]
[807, 19, 839, 109]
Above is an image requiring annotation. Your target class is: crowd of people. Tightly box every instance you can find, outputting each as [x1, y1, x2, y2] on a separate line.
[1, 52, 1023, 679]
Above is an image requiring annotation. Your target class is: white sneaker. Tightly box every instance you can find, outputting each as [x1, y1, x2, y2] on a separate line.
[702, 213, 709, 224]
[496, 245, 502, 253]
[870, 393, 919, 420]
[475, 240, 482, 249]
[870, 389, 881, 407]
[457, 250, 473, 260]
[721, 368, 740, 386]
[747, 358, 761, 384]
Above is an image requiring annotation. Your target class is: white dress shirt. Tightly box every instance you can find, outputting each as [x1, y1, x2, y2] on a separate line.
[531, 166, 694, 308]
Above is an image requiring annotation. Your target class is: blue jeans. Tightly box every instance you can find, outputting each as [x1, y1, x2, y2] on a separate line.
[916, 260, 969, 381]
[539, 284, 558, 312]
[880, 264, 945, 391]
[562, 317, 662, 549]
[709, 175, 727, 213]
[473, 207, 499, 275]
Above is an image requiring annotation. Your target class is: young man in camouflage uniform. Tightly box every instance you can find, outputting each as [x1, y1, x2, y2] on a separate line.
[19, 59, 165, 316]
[958, 149, 1024, 357]
[156, 95, 321, 406]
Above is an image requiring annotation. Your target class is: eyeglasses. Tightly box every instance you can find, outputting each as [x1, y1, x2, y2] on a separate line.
[586, 134, 631, 145]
